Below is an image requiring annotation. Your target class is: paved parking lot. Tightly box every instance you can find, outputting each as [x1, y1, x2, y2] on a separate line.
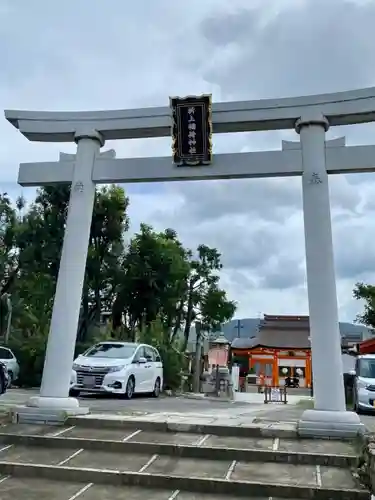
[0, 389, 252, 415]
[1, 388, 375, 434]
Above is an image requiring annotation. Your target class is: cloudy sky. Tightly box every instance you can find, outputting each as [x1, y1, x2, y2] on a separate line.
[1, 0, 375, 323]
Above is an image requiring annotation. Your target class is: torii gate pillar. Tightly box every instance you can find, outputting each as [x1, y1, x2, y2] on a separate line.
[28, 130, 104, 415]
[297, 114, 358, 436]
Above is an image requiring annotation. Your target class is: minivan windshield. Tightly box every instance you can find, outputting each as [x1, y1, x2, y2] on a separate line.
[83, 343, 137, 359]
[358, 358, 375, 378]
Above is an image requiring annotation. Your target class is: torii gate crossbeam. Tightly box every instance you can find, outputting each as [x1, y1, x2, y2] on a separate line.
[6, 86, 375, 438]
[17, 141, 375, 186]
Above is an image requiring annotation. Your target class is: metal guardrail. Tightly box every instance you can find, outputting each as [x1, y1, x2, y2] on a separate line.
[263, 386, 288, 404]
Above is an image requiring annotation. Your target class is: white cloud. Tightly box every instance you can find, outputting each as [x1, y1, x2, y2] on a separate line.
[1, 0, 375, 322]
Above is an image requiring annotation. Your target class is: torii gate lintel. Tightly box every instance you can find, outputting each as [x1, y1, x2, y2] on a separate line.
[17, 140, 375, 187]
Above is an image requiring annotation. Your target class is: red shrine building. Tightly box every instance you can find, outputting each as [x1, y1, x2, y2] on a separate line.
[230, 315, 312, 388]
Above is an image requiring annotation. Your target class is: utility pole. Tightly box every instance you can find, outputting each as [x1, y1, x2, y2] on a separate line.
[234, 319, 243, 338]
[193, 321, 202, 393]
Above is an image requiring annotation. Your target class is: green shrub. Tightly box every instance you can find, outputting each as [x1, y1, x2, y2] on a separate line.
[7, 326, 115, 388]
[8, 332, 47, 387]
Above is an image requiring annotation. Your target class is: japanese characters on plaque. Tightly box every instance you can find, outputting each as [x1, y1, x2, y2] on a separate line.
[170, 94, 212, 166]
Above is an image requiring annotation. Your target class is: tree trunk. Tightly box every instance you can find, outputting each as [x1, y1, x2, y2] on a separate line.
[171, 300, 184, 343]
[182, 281, 194, 352]
[94, 282, 101, 324]
[80, 280, 89, 342]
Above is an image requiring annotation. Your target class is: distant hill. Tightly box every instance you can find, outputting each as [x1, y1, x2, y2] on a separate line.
[186, 317, 373, 351]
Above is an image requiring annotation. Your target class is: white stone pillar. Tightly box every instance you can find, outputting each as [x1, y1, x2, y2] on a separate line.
[296, 115, 363, 437]
[296, 115, 345, 411]
[28, 130, 104, 412]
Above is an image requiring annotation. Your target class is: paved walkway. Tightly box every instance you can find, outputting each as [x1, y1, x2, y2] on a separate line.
[0, 389, 254, 415]
[72, 401, 296, 431]
[3, 388, 375, 433]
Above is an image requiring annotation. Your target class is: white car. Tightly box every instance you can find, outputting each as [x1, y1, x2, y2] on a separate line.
[352, 354, 375, 413]
[0, 347, 19, 387]
[69, 341, 163, 399]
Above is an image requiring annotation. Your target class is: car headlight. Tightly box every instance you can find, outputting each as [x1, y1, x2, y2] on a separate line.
[108, 365, 125, 373]
[72, 363, 81, 371]
[357, 380, 370, 390]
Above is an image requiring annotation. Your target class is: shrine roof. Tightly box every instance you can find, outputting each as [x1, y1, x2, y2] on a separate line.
[259, 314, 310, 331]
[231, 329, 311, 350]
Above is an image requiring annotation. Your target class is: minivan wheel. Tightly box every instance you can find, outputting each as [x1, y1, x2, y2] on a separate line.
[125, 376, 135, 399]
[152, 378, 161, 398]
[0, 375, 5, 395]
[69, 389, 80, 398]
[353, 392, 361, 414]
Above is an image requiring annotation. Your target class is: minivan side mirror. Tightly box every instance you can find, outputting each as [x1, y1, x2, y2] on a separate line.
[133, 356, 147, 364]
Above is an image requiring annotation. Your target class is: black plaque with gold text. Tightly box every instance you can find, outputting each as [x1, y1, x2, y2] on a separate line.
[170, 94, 212, 166]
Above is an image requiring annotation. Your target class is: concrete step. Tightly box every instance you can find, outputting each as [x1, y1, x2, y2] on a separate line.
[0, 433, 359, 468]
[66, 414, 299, 439]
[0, 477, 302, 500]
[0, 459, 369, 499]
[0, 422, 370, 499]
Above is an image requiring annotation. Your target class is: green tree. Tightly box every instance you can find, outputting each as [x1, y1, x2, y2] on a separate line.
[81, 185, 129, 340]
[3, 185, 129, 386]
[2, 184, 236, 387]
[112, 228, 236, 348]
[180, 244, 236, 350]
[15, 185, 129, 342]
[112, 224, 190, 340]
[0, 193, 25, 336]
[353, 282, 375, 329]
[200, 284, 236, 332]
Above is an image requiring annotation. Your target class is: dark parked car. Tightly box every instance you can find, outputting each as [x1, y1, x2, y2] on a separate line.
[0, 362, 9, 395]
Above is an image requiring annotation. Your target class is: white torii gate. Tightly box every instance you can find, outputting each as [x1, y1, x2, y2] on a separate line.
[6, 86, 375, 436]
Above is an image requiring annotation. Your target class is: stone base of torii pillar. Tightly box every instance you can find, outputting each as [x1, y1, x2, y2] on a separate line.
[298, 409, 364, 438]
[10, 398, 88, 425]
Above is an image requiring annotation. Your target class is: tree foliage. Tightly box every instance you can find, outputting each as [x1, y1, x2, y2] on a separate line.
[0, 185, 236, 386]
[0, 193, 25, 336]
[353, 282, 375, 330]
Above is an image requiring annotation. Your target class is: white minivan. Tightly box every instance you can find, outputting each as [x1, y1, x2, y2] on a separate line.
[0, 347, 19, 387]
[70, 341, 163, 399]
[352, 354, 375, 413]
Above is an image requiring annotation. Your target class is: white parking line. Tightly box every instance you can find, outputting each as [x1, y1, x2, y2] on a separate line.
[315, 465, 322, 487]
[225, 460, 236, 480]
[122, 429, 142, 442]
[195, 434, 210, 446]
[67, 483, 93, 500]
[167, 490, 180, 500]
[138, 454, 158, 473]
[272, 438, 279, 451]
[49, 425, 76, 437]
[0, 445, 12, 453]
[58, 448, 84, 466]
